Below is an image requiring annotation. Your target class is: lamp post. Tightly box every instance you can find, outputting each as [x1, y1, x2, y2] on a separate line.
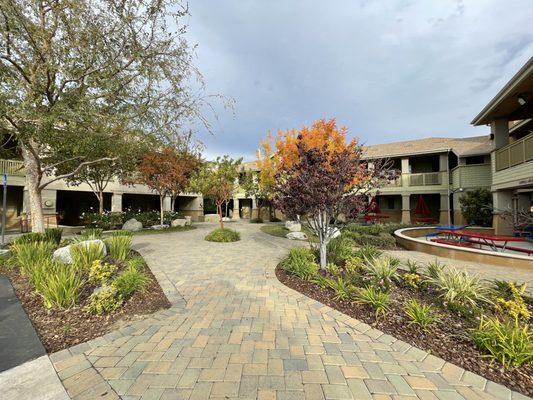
[447, 187, 464, 226]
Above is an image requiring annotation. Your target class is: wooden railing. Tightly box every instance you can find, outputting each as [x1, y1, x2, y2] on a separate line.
[495, 132, 533, 171]
[0, 159, 25, 176]
[406, 171, 443, 186]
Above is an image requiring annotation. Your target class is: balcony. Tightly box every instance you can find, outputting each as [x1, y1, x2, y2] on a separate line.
[405, 172, 443, 186]
[451, 164, 491, 189]
[494, 132, 533, 171]
[0, 159, 25, 176]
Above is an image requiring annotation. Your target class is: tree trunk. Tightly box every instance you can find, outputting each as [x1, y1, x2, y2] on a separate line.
[21, 145, 45, 233]
[159, 195, 164, 225]
[217, 202, 224, 230]
[319, 241, 327, 271]
[98, 191, 104, 214]
[171, 195, 176, 212]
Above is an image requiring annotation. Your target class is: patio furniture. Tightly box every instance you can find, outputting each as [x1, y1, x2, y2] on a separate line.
[413, 195, 437, 224]
[433, 230, 532, 255]
[364, 197, 390, 224]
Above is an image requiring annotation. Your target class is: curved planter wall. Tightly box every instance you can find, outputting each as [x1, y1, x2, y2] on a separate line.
[394, 227, 532, 270]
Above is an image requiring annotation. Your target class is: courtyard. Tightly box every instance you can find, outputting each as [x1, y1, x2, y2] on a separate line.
[2, 222, 528, 400]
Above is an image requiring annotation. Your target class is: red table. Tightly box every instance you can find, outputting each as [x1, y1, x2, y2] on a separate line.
[434, 230, 532, 255]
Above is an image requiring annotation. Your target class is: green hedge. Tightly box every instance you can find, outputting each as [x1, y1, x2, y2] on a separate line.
[345, 223, 426, 236]
[82, 210, 184, 230]
[205, 228, 240, 242]
[344, 231, 397, 249]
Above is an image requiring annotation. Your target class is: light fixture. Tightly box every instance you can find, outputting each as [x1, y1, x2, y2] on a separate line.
[517, 95, 526, 106]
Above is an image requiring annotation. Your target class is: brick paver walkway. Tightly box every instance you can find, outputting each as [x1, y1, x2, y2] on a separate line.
[50, 223, 530, 400]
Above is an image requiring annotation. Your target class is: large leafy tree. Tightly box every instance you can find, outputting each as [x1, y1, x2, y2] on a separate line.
[138, 146, 200, 226]
[192, 156, 241, 230]
[273, 121, 393, 271]
[0, 0, 209, 231]
[459, 188, 493, 227]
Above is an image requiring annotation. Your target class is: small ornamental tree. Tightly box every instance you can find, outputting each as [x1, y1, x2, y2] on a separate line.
[192, 156, 241, 229]
[459, 188, 493, 227]
[273, 125, 393, 271]
[138, 147, 200, 226]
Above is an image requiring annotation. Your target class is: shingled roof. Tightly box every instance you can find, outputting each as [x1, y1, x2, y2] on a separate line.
[361, 135, 493, 159]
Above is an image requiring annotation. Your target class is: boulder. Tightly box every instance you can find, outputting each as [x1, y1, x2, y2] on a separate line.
[286, 231, 308, 241]
[171, 218, 187, 228]
[122, 218, 142, 232]
[329, 227, 341, 239]
[285, 221, 301, 232]
[150, 224, 169, 230]
[53, 239, 106, 264]
[222, 217, 231, 222]
[184, 216, 192, 226]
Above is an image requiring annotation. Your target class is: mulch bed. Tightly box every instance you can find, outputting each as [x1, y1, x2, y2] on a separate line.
[276, 266, 533, 397]
[1, 251, 170, 353]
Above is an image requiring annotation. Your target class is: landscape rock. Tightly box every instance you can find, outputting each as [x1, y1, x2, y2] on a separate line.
[150, 224, 169, 230]
[286, 231, 308, 241]
[122, 218, 143, 231]
[285, 221, 301, 232]
[184, 216, 192, 226]
[171, 218, 187, 228]
[53, 239, 106, 264]
[222, 217, 232, 222]
[329, 227, 341, 239]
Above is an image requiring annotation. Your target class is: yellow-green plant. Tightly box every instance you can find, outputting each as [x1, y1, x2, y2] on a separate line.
[404, 299, 438, 330]
[471, 316, 533, 368]
[362, 256, 399, 291]
[311, 273, 332, 289]
[127, 256, 145, 272]
[281, 247, 318, 280]
[71, 242, 105, 270]
[328, 276, 356, 300]
[403, 273, 422, 289]
[355, 287, 390, 317]
[494, 282, 530, 322]
[10, 241, 56, 276]
[85, 284, 123, 315]
[113, 267, 149, 298]
[32, 261, 84, 309]
[326, 262, 341, 277]
[88, 260, 118, 284]
[105, 235, 132, 261]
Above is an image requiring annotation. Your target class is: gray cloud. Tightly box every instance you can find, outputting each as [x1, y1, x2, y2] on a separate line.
[183, 0, 533, 160]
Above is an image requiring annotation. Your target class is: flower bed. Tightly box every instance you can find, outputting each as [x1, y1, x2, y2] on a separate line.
[275, 246, 533, 397]
[0, 230, 170, 352]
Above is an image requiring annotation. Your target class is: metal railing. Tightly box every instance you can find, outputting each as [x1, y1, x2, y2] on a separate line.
[495, 132, 533, 171]
[0, 159, 25, 176]
[407, 172, 442, 186]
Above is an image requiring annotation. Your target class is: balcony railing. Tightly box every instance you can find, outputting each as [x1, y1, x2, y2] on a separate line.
[0, 159, 25, 176]
[406, 172, 442, 186]
[495, 132, 533, 171]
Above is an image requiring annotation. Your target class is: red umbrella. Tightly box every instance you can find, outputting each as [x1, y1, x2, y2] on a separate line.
[414, 195, 430, 216]
[367, 197, 381, 214]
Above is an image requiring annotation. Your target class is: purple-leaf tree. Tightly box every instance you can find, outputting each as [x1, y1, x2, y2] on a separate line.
[273, 136, 394, 271]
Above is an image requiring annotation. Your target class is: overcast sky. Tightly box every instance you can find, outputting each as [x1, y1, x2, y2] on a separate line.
[184, 0, 533, 161]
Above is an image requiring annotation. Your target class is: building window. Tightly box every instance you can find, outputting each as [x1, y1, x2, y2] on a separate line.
[387, 197, 395, 210]
[465, 155, 485, 165]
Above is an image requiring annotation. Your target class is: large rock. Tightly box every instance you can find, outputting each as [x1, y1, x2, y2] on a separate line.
[329, 227, 341, 239]
[204, 214, 219, 223]
[285, 221, 301, 232]
[150, 224, 169, 230]
[122, 218, 142, 231]
[184, 216, 192, 226]
[53, 239, 106, 264]
[171, 218, 187, 228]
[286, 231, 308, 241]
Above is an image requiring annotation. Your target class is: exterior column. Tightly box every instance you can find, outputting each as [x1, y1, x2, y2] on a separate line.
[162, 195, 172, 212]
[491, 119, 509, 150]
[111, 192, 123, 212]
[492, 190, 513, 235]
[401, 194, 411, 224]
[400, 158, 409, 186]
[232, 198, 240, 220]
[440, 193, 450, 225]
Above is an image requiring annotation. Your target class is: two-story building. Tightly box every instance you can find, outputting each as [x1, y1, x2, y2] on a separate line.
[471, 57, 533, 235]
[362, 136, 493, 225]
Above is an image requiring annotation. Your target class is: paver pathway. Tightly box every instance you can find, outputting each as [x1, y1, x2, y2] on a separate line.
[50, 223, 530, 400]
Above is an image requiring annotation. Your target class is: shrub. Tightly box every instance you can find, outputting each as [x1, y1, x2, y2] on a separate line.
[494, 282, 530, 322]
[85, 284, 123, 314]
[311, 273, 332, 289]
[89, 260, 118, 284]
[205, 228, 241, 242]
[459, 188, 493, 227]
[426, 260, 444, 280]
[404, 299, 438, 330]
[362, 257, 399, 291]
[113, 267, 149, 298]
[112, 230, 133, 237]
[127, 256, 145, 272]
[406, 260, 419, 274]
[71, 242, 105, 270]
[326, 236, 355, 265]
[403, 272, 422, 289]
[329, 277, 356, 300]
[353, 245, 382, 261]
[346, 223, 416, 236]
[471, 316, 533, 368]
[281, 247, 318, 280]
[356, 287, 390, 317]
[33, 261, 84, 309]
[44, 228, 63, 245]
[10, 241, 56, 276]
[345, 232, 396, 249]
[12, 232, 47, 245]
[106, 235, 132, 261]
[426, 267, 491, 310]
[250, 218, 263, 223]
[79, 228, 103, 240]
